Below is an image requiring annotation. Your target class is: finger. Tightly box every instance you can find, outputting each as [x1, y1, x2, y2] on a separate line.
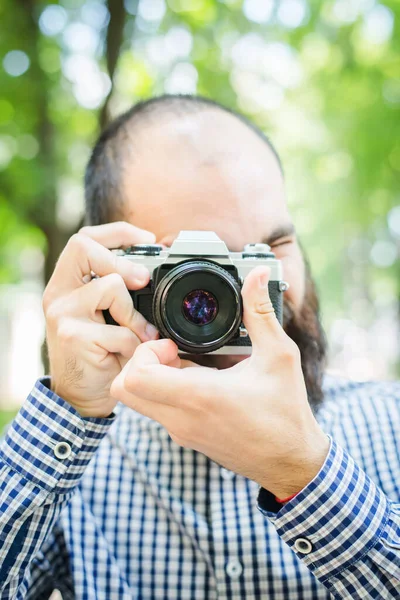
[45, 233, 150, 302]
[69, 273, 159, 342]
[168, 356, 182, 368]
[111, 338, 218, 408]
[57, 319, 141, 359]
[129, 340, 204, 370]
[78, 221, 156, 247]
[123, 353, 220, 406]
[110, 372, 172, 423]
[130, 363, 220, 405]
[110, 339, 179, 407]
[91, 323, 141, 358]
[241, 266, 286, 354]
[132, 338, 179, 367]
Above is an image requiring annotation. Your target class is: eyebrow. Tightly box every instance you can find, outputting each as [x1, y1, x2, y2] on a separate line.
[262, 223, 296, 246]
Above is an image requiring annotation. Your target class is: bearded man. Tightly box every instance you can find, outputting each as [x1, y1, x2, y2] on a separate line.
[1, 96, 399, 599]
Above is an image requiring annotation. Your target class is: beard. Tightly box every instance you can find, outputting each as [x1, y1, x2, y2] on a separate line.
[282, 258, 327, 412]
[184, 258, 327, 413]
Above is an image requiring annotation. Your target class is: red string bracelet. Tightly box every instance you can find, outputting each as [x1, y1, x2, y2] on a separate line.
[275, 491, 299, 504]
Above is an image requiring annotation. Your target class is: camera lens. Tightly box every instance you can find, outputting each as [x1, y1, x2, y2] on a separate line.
[152, 261, 242, 354]
[182, 290, 218, 326]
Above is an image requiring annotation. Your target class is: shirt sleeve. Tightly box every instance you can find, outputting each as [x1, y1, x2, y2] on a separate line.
[257, 437, 400, 598]
[0, 378, 116, 598]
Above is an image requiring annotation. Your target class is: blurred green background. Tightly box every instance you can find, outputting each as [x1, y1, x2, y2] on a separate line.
[1, 0, 400, 425]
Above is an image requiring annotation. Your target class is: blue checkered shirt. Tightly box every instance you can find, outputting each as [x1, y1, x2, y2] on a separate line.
[0, 375, 400, 598]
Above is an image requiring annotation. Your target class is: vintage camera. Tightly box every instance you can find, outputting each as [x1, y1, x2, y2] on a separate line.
[105, 231, 288, 355]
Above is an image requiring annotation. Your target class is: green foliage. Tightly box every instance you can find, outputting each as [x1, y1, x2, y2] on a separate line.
[0, 410, 18, 435]
[1, 0, 399, 333]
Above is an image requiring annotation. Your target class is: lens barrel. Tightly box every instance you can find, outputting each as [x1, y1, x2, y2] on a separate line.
[152, 261, 242, 354]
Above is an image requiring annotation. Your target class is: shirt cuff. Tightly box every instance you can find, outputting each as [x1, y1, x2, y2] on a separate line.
[257, 437, 391, 583]
[0, 377, 116, 494]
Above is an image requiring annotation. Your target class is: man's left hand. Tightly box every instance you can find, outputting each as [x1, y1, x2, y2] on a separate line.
[111, 266, 329, 498]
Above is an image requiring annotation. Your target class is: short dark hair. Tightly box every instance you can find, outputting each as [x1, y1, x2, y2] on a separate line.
[84, 94, 282, 226]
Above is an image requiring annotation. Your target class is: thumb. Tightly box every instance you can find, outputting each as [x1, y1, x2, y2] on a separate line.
[241, 266, 284, 354]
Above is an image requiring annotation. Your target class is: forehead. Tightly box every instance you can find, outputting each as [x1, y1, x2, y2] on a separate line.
[121, 110, 291, 248]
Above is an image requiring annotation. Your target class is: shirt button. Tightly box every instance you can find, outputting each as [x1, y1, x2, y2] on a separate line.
[226, 560, 243, 579]
[54, 442, 72, 460]
[220, 467, 235, 480]
[294, 538, 313, 555]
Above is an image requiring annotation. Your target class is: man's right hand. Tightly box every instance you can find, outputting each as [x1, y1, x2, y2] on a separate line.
[42, 222, 159, 418]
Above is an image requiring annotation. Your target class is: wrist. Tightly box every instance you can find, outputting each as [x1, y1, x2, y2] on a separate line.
[259, 430, 330, 499]
[67, 397, 116, 419]
[49, 378, 115, 419]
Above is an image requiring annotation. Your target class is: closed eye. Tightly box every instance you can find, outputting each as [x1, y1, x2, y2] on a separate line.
[271, 238, 294, 248]
[262, 224, 296, 248]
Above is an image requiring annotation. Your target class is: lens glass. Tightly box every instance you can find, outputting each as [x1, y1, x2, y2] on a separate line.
[152, 260, 243, 354]
[182, 289, 218, 326]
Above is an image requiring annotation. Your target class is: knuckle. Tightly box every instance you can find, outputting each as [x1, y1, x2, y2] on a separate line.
[127, 312, 148, 341]
[115, 221, 132, 236]
[105, 272, 125, 289]
[112, 253, 128, 279]
[44, 298, 62, 325]
[68, 233, 87, 253]
[281, 340, 300, 364]
[57, 319, 77, 344]
[78, 225, 93, 236]
[256, 299, 275, 315]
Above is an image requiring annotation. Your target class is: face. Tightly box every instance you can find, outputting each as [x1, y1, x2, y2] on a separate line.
[119, 109, 326, 408]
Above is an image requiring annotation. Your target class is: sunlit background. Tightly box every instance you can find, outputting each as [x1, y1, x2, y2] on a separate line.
[1, 0, 400, 422]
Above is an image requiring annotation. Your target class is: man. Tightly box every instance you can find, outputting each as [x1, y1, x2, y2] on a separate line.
[1, 95, 399, 599]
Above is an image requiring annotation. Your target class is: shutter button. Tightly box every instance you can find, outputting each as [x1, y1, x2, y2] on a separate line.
[54, 442, 72, 460]
[294, 538, 313, 554]
[226, 560, 243, 579]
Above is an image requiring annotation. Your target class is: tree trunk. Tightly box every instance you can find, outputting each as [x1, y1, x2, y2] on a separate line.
[99, 0, 127, 128]
[16, 0, 73, 281]
[16, 0, 73, 371]
[16, 0, 130, 372]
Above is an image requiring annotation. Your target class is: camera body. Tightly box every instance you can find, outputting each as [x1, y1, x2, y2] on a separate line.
[106, 231, 287, 355]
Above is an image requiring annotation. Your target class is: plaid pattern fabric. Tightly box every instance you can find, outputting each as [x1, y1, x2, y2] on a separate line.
[0, 376, 399, 599]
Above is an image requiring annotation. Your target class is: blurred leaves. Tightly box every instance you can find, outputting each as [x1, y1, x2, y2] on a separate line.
[0, 0, 400, 330]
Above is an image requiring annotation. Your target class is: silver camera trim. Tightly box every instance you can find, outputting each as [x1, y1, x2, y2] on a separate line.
[114, 231, 286, 355]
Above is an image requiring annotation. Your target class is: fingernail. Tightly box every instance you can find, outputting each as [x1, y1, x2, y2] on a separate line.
[145, 322, 158, 340]
[259, 268, 270, 288]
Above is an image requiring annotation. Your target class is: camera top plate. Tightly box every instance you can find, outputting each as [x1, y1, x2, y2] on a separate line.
[168, 231, 231, 257]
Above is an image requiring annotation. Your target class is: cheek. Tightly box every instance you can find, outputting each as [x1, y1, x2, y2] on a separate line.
[277, 248, 305, 312]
